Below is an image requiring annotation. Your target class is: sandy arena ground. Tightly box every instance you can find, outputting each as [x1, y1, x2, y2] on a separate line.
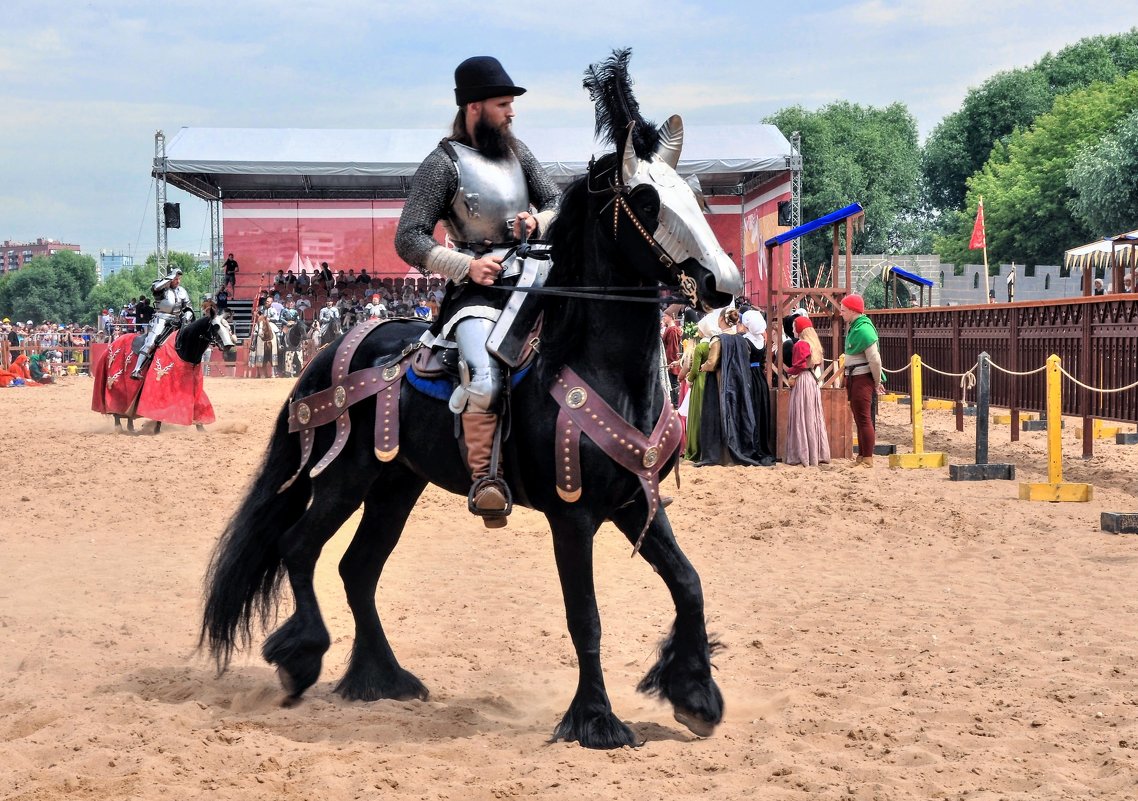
[1, 374, 1137, 800]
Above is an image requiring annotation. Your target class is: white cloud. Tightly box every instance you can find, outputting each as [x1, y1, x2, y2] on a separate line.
[2, 0, 1136, 252]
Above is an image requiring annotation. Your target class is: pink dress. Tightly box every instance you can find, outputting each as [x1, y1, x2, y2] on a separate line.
[784, 340, 830, 466]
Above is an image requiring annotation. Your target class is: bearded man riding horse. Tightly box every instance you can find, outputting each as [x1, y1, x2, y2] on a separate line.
[203, 50, 741, 749]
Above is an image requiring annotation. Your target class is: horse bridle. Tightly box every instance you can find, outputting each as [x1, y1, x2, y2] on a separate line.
[589, 155, 700, 307]
[486, 156, 699, 307]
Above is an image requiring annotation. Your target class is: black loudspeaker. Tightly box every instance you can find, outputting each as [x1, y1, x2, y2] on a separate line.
[777, 200, 792, 227]
[164, 202, 181, 229]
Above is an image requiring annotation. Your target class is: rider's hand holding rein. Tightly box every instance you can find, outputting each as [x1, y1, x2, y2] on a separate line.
[468, 254, 503, 286]
[512, 211, 537, 240]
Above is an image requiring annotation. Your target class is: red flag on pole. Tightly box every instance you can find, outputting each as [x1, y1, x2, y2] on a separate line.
[969, 199, 986, 250]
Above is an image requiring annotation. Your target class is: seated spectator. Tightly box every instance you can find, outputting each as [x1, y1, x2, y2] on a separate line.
[297, 269, 311, 295]
[357, 269, 371, 287]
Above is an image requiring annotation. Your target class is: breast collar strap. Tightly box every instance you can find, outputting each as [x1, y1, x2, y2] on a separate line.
[550, 365, 682, 555]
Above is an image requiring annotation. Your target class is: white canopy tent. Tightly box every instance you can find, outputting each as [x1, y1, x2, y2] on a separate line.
[159, 125, 797, 200]
[1063, 229, 1138, 294]
[1063, 229, 1138, 271]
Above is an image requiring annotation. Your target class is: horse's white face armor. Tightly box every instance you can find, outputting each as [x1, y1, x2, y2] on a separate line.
[213, 315, 237, 349]
[621, 115, 743, 297]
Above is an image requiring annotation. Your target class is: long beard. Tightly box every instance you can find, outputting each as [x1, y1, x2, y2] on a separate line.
[475, 117, 516, 160]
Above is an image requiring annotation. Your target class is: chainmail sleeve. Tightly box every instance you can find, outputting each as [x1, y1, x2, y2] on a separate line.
[394, 146, 470, 281]
[514, 139, 561, 236]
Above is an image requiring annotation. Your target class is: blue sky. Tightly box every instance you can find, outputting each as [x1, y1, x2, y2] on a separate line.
[1, 1, 1132, 259]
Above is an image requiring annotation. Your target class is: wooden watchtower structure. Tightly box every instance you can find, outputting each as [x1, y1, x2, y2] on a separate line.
[763, 203, 865, 460]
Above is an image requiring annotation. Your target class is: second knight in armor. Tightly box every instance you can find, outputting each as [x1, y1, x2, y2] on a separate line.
[395, 55, 560, 527]
[131, 268, 193, 380]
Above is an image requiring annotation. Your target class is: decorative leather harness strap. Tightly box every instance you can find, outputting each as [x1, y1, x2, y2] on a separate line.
[279, 319, 408, 490]
[550, 366, 682, 553]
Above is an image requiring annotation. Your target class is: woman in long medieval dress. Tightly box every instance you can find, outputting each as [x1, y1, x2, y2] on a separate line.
[784, 315, 830, 466]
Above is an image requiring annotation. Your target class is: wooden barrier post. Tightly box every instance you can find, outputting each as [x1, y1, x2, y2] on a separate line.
[950, 352, 1015, 480]
[1018, 355, 1092, 502]
[889, 354, 948, 469]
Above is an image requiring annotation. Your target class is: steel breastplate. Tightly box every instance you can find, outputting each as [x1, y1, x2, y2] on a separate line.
[155, 287, 188, 315]
[448, 143, 528, 246]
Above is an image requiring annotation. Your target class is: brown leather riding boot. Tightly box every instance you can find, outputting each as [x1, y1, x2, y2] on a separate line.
[461, 412, 509, 527]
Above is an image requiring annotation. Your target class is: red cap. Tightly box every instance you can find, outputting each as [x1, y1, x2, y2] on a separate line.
[841, 294, 865, 314]
[793, 315, 813, 334]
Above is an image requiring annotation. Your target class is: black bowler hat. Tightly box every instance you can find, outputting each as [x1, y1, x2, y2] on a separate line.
[454, 56, 526, 105]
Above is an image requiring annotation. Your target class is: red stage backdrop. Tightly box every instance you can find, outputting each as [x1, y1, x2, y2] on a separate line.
[223, 181, 790, 300]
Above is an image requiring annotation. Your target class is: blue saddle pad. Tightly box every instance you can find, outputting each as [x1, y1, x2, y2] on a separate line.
[405, 363, 531, 402]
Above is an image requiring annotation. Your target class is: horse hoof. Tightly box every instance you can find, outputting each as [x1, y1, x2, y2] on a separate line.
[673, 707, 717, 738]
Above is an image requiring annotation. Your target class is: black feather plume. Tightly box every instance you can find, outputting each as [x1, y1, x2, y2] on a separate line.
[582, 48, 659, 159]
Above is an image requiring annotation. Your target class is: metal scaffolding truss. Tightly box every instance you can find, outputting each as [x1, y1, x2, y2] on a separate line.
[154, 131, 168, 275]
[789, 131, 802, 288]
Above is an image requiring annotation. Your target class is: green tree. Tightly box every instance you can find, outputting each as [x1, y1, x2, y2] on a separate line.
[922, 29, 1138, 215]
[765, 101, 922, 275]
[0, 250, 98, 324]
[936, 71, 1138, 267]
[922, 68, 1052, 213]
[87, 264, 160, 318]
[1067, 108, 1138, 236]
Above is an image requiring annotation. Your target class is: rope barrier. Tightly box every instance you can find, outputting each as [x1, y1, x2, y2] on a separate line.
[922, 362, 973, 379]
[987, 360, 1047, 378]
[840, 352, 1131, 398]
[1057, 365, 1138, 395]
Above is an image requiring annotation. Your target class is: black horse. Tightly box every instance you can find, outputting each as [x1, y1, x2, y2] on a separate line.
[93, 311, 236, 434]
[202, 52, 741, 749]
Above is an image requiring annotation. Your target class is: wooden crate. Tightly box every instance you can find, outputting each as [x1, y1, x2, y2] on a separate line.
[774, 386, 854, 461]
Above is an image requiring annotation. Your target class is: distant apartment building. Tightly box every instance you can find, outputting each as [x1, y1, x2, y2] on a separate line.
[2, 237, 81, 274]
[99, 250, 135, 280]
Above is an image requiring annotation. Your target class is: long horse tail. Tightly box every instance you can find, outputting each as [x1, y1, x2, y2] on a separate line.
[200, 403, 308, 671]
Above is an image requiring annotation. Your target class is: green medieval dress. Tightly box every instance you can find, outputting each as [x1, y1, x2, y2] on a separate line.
[684, 341, 711, 461]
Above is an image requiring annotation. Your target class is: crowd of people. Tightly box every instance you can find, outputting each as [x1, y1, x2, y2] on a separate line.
[0, 318, 98, 385]
[254, 266, 444, 330]
[667, 292, 884, 470]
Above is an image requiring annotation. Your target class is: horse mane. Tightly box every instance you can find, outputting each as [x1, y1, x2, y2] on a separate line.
[174, 314, 209, 350]
[537, 50, 659, 387]
[582, 48, 659, 159]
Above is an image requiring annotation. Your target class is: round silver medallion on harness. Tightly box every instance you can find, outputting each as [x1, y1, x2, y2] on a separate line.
[296, 402, 311, 425]
[383, 364, 400, 381]
[642, 446, 660, 468]
[334, 385, 347, 408]
[566, 387, 588, 409]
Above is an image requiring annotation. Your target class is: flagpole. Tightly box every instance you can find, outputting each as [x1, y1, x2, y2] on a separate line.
[980, 195, 991, 302]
